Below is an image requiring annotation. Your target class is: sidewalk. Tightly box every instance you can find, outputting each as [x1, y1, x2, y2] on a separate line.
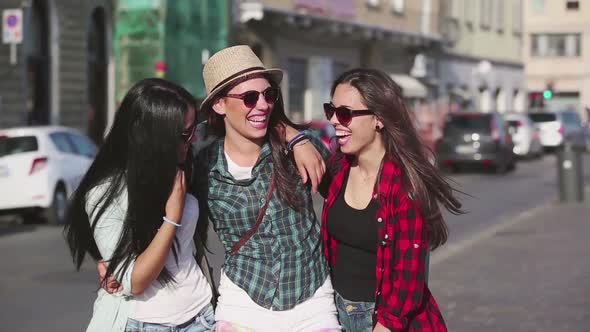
[428, 197, 590, 332]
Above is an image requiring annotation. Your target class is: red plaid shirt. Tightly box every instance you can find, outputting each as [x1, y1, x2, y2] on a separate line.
[321, 155, 447, 331]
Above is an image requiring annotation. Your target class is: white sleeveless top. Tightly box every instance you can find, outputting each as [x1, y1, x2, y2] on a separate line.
[128, 193, 212, 324]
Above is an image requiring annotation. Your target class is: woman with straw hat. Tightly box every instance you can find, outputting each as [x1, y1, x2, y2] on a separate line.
[193, 45, 340, 331]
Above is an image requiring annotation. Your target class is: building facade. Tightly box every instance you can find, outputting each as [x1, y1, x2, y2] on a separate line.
[0, 0, 115, 143]
[523, 0, 590, 122]
[438, 0, 526, 114]
[232, 0, 442, 123]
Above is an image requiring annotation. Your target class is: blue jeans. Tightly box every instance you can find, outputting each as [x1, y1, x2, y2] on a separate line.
[125, 304, 215, 332]
[335, 291, 375, 332]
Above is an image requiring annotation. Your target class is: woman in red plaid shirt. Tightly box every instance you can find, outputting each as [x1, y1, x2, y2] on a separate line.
[321, 69, 463, 332]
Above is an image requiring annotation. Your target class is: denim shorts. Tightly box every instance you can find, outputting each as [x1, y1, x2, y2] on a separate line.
[335, 291, 375, 332]
[125, 304, 215, 332]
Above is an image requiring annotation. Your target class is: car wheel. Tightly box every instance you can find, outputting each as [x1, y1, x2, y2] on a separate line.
[494, 160, 508, 174]
[45, 185, 68, 225]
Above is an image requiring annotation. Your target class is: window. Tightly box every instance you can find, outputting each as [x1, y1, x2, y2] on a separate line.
[480, 0, 492, 28]
[0, 136, 38, 157]
[494, 0, 504, 32]
[67, 133, 97, 158]
[391, 0, 404, 14]
[566, 0, 579, 10]
[50, 133, 76, 154]
[286, 58, 307, 120]
[465, 0, 475, 26]
[531, 33, 581, 57]
[512, 0, 522, 34]
[446, 0, 460, 19]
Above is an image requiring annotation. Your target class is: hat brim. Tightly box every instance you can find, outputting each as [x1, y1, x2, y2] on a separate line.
[200, 68, 284, 110]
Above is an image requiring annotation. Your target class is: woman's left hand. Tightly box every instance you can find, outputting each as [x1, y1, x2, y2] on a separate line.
[373, 322, 391, 332]
[293, 141, 325, 193]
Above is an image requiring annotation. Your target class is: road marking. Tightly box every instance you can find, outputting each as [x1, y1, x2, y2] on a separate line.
[431, 184, 590, 266]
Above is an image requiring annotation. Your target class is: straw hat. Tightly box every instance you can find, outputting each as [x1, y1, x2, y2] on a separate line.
[200, 45, 283, 109]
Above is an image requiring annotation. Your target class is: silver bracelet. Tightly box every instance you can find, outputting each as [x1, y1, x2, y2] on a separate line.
[162, 216, 181, 227]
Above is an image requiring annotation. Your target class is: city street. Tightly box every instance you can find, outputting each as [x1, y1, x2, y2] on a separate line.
[0, 153, 588, 331]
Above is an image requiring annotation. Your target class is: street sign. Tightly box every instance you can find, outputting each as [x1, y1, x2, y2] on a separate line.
[3, 9, 23, 44]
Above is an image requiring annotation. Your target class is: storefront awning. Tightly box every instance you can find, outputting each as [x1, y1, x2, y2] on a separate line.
[390, 74, 428, 98]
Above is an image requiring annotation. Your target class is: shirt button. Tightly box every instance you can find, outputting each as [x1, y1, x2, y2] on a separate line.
[373, 194, 378, 199]
[381, 240, 387, 246]
[377, 291, 381, 296]
[384, 234, 389, 240]
[377, 217, 383, 223]
[260, 198, 266, 204]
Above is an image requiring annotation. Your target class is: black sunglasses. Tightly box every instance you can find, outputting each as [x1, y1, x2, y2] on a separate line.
[323, 103, 373, 126]
[226, 87, 279, 109]
[180, 122, 197, 143]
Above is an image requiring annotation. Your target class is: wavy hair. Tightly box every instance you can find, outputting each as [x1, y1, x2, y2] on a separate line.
[332, 69, 463, 249]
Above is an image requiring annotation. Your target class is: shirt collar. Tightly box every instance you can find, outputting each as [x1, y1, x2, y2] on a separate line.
[210, 137, 272, 181]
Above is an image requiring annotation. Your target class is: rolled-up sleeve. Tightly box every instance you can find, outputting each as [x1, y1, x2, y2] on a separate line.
[86, 186, 135, 297]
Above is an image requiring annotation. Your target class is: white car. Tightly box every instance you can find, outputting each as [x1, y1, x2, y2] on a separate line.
[504, 113, 543, 158]
[529, 111, 586, 151]
[0, 126, 97, 224]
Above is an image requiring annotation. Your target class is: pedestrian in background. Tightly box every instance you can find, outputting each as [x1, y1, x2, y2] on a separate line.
[194, 45, 340, 332]
[321, 68, 463, 332]
[64, 78, 215, 332]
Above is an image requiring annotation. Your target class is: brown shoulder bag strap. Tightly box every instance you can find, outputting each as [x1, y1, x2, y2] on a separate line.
[229, 175, 276, 255]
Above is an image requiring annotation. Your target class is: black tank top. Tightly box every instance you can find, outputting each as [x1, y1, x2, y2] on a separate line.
[327, 171, 379, 302]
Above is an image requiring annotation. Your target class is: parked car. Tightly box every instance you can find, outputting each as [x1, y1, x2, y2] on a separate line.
[528, 111, 586, 151]
[435, 112, 516, 173]
[504, 113, 544, 158]
[0, 126, 97, 224]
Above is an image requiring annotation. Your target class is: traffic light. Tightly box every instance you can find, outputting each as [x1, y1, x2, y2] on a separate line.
[543, 82, 554, 100]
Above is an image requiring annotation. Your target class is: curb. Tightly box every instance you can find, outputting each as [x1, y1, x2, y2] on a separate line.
[431, 183, 590, 266]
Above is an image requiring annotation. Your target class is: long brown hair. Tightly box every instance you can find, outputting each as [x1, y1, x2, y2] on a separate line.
[332, 68, 463, 249]
[203, 73, 306, 208]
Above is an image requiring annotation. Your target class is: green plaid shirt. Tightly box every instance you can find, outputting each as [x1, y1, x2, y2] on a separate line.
[195, 133, 330, 310]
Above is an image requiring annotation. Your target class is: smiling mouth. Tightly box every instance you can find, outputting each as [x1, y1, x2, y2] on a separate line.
[247, 115, 268, 123]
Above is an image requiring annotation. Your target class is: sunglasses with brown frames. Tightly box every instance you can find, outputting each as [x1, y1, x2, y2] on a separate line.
[225, 87, 280, 109]
[323, 103, 374, 126]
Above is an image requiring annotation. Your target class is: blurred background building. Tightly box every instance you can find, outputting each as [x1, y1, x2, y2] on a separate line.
[233, 0, 442, 123]
[0, 0, 114, 143]
[13, 0, 588, 144]
[438, 0, 526, 114]
[523, 0, 589, 122]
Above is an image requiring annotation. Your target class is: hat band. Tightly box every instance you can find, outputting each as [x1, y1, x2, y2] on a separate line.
[210, 66, 266, 94]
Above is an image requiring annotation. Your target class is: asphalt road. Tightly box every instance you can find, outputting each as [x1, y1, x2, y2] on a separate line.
[0, 153, 587, 331]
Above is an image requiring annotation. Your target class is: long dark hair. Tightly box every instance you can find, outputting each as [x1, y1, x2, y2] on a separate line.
[204, 73, 306, 208]
[64, 78, 196, 285]
[332, 68, 463, 249]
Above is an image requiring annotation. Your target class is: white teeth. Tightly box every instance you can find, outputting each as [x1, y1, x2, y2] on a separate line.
[247, 115, 267, 123]
[335, 131, 351, 138]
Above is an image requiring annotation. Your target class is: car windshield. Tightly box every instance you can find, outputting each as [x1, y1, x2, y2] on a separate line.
[0, 136, 39, 158]
[444, 115, 491, 135]
[529, 113, 556, 123]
